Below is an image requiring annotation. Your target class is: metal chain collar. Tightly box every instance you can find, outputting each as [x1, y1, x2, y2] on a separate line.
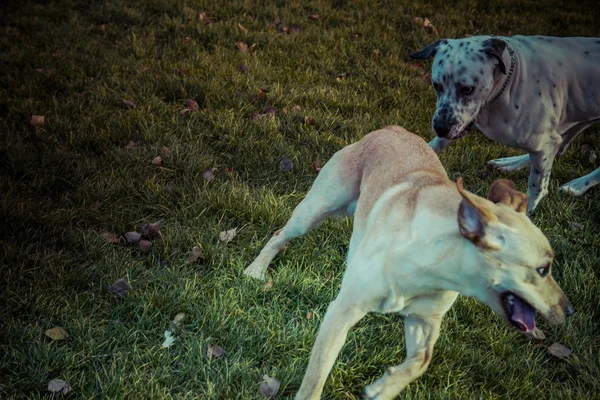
[480, 46, 516, 111]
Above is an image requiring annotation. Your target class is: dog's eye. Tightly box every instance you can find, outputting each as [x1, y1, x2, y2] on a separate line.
[536, 265, 550, 277]
[460, 86, 475, 95]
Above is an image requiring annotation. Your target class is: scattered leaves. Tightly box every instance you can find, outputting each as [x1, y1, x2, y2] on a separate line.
[138, 239, 153, 252]
[179, 108, 190, 117]
[306, 311, 313, 320]
[238, 23, 248, 33]
[372, 49, 380, 58]
[124, 231, 141, 245]
[280, 156, 294, 172]
[30, 115, 45, 127]
[309, 14, 320, 21]
[547, 342, 571, 359]
[184, 36, 193, 44]
[240, 63, 248, 73]
[48, 379, 71, 397]
[152, 155, 163, 166]
[312, 162, 322, 173]
[207, 344, 225, 359]
[45, 327, 69, 341]
[160, 146, 170, 156]
[101, 231, 120, 244]
[123, 99, 135, 109]
[219, 228, 237, 244]
[257, 88, 269, 98]
[172, 313, 186, 327]
[125, 140, 136, 150]
[249, 43, 257, 53]
[304, 115, 313, 125]
[186, 99, 199, 111]
[415, 17, 439, 36]
[292, 105, 302, 113]
[162, 330, 175, 348]
[259, 375, 280, 398]
[108, 278, 130, 297]
[190, 246, 203, 261]
[199, 12, 215, 25]
[262, 278, 273, 291]
[237, 42, 248, 53]
[142, 222, 161, 238]
[203, 168, 217, 181]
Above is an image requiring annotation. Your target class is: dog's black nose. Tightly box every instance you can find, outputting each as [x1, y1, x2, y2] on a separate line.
[433, 122, 451, 138]
[565, 303, 575, 317]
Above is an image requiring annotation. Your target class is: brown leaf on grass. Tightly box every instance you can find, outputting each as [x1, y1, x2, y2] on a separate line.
[306, 311, 313, 320]
[138, 239, 153, 252]
[184, 36, 193, 44]
[207, 344, 225, 359]
[304, 115, 313, 125]
[179, 108, 190, 117]
[100, 24, 106, 31]
[186, 99, 199, 111]
[125, 140, 136, 150]
[309, 14, 320, 21]
[108, 278, 130, 297]
[123, 99, 135, 109]
[280, 156, 293, 172]
[372, 49, 380, 58]
[292, 105, 302, 113]
[124, 231, 141, 245]
[172, 312, 186, 327]
[415, 17, 439, 36]
[199, 12, 215, 25]
[190, 246, 203, 261]
[259, 375, 280, 398]
[203, 168, 216, 181]
[257, 88, 269, 98]
[30, 115, 45, 127]
[101, 231, 120, 244]
[237, 42, 248, 53]
[249, 43, 257, 53]
[152, 155, 163, 165]
[547, 342, 571, 358]
[262, 278, 273, 292]
[143, 222, 161, 238]
[240, 63, 248, 73]
[238, 23, 248, 33]
[160, 146, 170, 156]
[45, 327, 69, 341]
[48, 378, 71, 397]
[219, 228, 237, 244]
[312, 162, 322, 173]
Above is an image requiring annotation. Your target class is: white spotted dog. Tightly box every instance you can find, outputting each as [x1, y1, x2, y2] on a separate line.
[244, 126, 573, 400]
[410, 35, 600, 214]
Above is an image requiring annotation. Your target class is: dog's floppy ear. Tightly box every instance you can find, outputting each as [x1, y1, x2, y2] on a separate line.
[482, 37, 507, 74]
[487, 179, 529, 213]
[409, 40, 443, 60]
[456, 177, 500, 249]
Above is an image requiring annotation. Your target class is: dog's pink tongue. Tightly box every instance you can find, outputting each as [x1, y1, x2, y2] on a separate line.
[511, 297, 536, 332]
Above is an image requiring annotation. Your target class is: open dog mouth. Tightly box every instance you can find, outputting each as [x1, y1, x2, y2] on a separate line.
[501, 292, 536, 332]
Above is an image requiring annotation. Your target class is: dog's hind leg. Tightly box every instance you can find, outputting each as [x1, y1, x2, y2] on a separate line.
[559, 167, 600, 196]
[362, 315, 443, 400]
[488, 154, 531, 172]
[244, 149, 361, 280]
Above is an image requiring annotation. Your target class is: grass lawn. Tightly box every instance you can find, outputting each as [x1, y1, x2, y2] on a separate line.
[1, 0, 600, 398]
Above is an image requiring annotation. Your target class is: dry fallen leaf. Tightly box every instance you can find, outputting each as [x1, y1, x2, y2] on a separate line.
[207, 344, 225, 359]
[101, 231, 120, 244]
[160, 146, 170, 156]
[123, 99, 135, 109]
[152, 155, 163, 166]
[262, 278, 273, 291]
[280, 156, 294, 172]
[304, 115, 313, 125]
[292, 105, 302, 113]
[30, 115, 45, 127]
[179, 108, 190, 117]
[237, 42, 248, 53]
[199, 12, 215, 25]
[312, 162, 322, 173]
[423, 18, 439, 36]
[108, 278, 130, 297]
[184, 36, 193, 44]
[257, 88, 269, 98]
[306, 311, 313, 320]
[240, 63, 248, 73]
[186, 99, 199, 111]
[45, 327, 69, 341]
[372, 49, 380, 58]
[172, 313, 186, 327]
[138, 239, 153, 252]
[125, 140, 136, 150]
[309, 14, 320, 21]
[190, 246, 203, 261]
[124, 231, 141, 245]
[259, 375, 280, 398]
[203, 168, 216, 182]
[249, 43, 257, 53]
[143, 222, 161, 238]
[547, 342, 571, 359]
[162, 330, 175, 348]
[238, 23, 248, 33]
[48, 378, 71, 397]
[219, 228, 237, 244]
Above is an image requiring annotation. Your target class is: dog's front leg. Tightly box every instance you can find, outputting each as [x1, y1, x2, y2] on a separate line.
[428, 136, 453, 154]
[527, 143, 560, 214]
[363, 315, 442, 400]
[295, 299, 367, 400]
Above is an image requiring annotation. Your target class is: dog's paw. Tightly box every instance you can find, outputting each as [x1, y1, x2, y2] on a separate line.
[362, 376, 398, 400]
[559, 180, 591, 196]
[488, 155, 531, 172]
[243, 262, 268, 280]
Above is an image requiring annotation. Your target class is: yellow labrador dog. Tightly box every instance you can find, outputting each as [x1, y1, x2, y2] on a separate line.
[244, 126, 574, 400]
